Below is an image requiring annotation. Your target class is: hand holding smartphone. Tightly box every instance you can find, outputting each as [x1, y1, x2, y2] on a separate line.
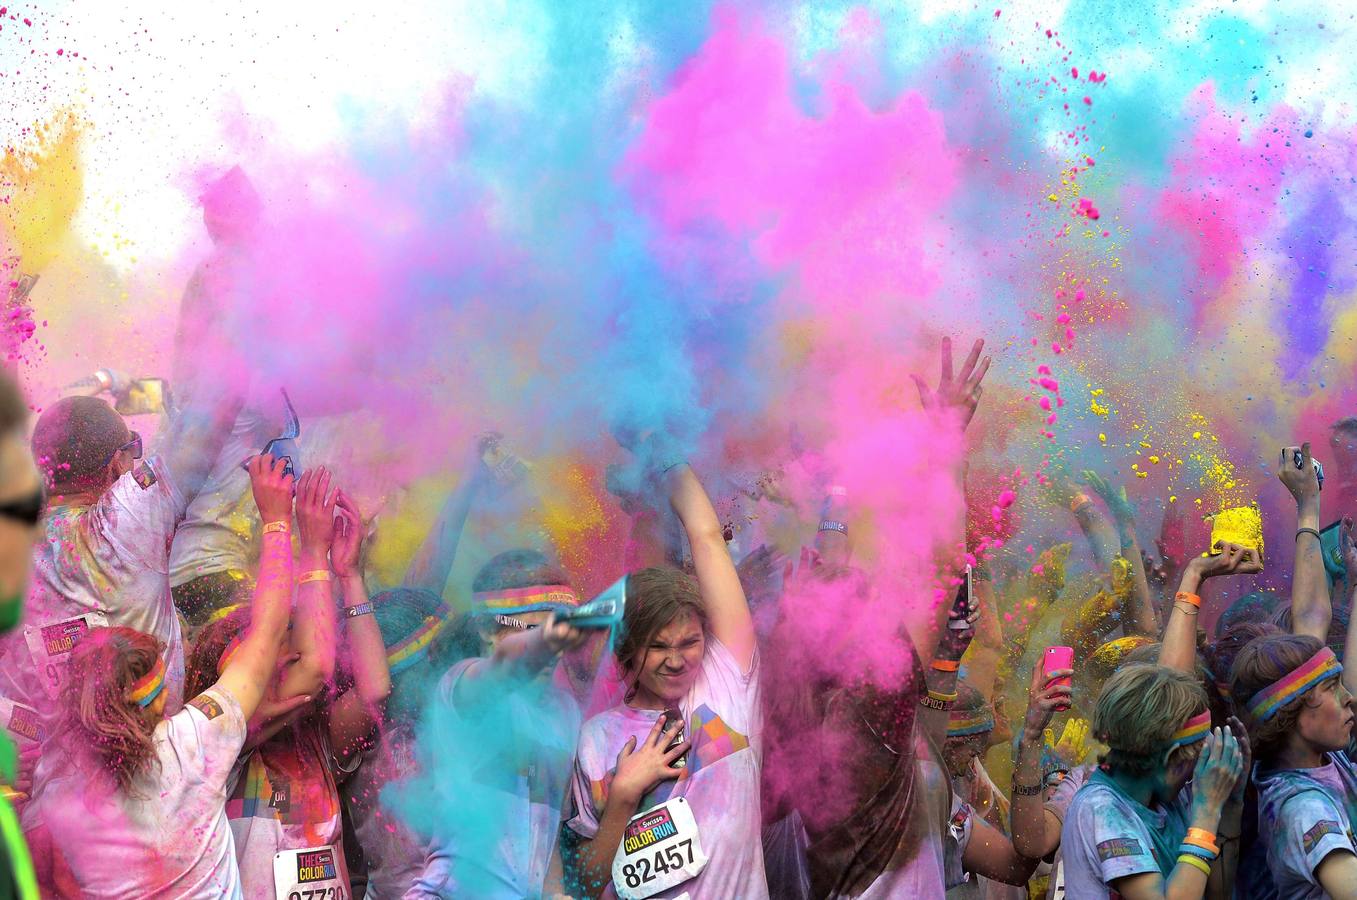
[1043, 646, 1074, 712]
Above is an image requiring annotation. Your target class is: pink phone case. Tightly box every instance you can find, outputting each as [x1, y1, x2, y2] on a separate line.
[1044, 646, 1074, 710]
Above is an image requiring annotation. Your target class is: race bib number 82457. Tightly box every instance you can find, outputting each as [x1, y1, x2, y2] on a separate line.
[612, 796, 707, 900]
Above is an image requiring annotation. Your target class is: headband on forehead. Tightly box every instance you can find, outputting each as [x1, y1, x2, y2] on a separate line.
[1248, 647, 1343, 723]
[1169, 710, 1211, 749]
[471, 584, 580, 616]
[947, 708, 995, 737]
[386, 599, 456, 675]
[128, 658, 166, 708]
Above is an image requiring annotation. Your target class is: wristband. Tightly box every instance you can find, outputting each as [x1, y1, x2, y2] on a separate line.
[1011, 779, 1044, 797]
[818, 519, 848, 535]
[928, 689, 958, 703]
[1297, 527, 1322, 542]
[1186, 827, 1217, 845]
[1178, 843, 1216, 862]
[263, 520, 291, 535]
[1183, 831, 1220, 857]
[299, 569, 333, 584]
[1177, 854, 1212, 877]
[1070, 493, 1093, 513]
[931, 658, 961, 672]
[1175, 591, 1202, 608]
[919, 694, 952, 711]
[344, 602, 375, 618]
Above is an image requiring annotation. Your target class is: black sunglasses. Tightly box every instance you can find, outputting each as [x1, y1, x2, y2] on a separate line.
[107, 432, 143, 467]
[0, 483, 46, 526]
[241, 389, 300, 477]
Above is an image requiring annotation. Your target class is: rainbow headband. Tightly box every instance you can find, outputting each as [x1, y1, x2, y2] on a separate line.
[128, 658, 166, 708]
[1169, 710, 1211, 749]
[947, 708, 995, 737]
[471, 584, 580, 616]
[386, 600, 456, 675]
[1248, 647, 1343, 723]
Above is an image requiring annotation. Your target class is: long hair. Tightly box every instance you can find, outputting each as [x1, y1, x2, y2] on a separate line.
[59, 626, 162, 792]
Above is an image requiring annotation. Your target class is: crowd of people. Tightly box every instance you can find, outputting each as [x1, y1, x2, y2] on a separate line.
[3, 177, 1357, 900]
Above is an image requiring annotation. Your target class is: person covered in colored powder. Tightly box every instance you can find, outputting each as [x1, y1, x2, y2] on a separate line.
[35, 454, 297, 896]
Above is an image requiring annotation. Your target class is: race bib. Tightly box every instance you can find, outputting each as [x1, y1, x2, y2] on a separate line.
[272, 844, 346, 900]
[24, 612, 107, 699]
[1051, 858, 1065, 900]
[612, 796, 708, 900]
[0, 697, 44, 744]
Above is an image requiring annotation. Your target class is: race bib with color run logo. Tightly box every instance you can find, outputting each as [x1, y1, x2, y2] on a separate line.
[24, 612, 106, 699]
[272, 844, 346, 900]
[612, 796, 707, 900]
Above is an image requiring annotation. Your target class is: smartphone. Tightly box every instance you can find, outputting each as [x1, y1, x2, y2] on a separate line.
[662, 707, 687, 769]
[1291, 449, 1325, 491]
[480, 435, 530, 487]
[1044, 646, 1074, 711]
[947, 565, 974, 630]
[555, 576, 626, 630]
[1321, 520, 1347, 581]
[1209, 506, 1264, 558]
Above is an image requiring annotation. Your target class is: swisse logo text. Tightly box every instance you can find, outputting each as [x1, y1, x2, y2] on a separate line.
[623, 808, 677, 855]
[296, 849, 337, 883]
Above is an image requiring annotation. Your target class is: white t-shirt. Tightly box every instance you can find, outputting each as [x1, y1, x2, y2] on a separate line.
[227, 719, 348, 899]
[0, 456, 187, 826]
[1255, 752, 1357, 900]
[343, 727, 426, 899]
[169, 409, 267, 588]
[1059, 778, 1192, 898]
[565, 637, 767, 900]
[405, 658, 581, 899]
[42, 686, 247, 898]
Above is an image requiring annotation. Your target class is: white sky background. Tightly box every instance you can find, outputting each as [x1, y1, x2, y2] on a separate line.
[1, 0, 1354, 273]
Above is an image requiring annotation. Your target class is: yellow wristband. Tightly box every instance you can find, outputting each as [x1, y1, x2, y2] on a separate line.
[928, 689, 959, 703]
[1177, 854, 1211, 877]
[299, 569, 332, 584]
[263, 520, 291, 535]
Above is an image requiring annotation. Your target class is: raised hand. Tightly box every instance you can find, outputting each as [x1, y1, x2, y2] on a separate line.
[935, 578, 980, 663]
[294, 467, 338, 557]
[1083, 470, 1136, 528]
[1190, 727, 1245, 818]
[330, 490, 366, 578]
[1184, 541, 1263, 581]
[247, 454, 294, 523]
[910, 336, 991, 429]
[1047, 717, 1093, 768]
[610, 716, 689, 805]
[1022, 661, 1073, 740]
[1277, 442, 1322, 504]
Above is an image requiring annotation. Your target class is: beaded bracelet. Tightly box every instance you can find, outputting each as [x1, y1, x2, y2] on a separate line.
[1177, 854, 1211, 877]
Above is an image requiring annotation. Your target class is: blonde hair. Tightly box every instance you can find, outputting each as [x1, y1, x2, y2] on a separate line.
[1093, 663, 1206, 777]
[59, 627, 162, 793]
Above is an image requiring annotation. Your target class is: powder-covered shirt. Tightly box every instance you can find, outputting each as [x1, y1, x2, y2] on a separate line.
[169, 410, 268, 589]
[849, 733, 972, 899]
[342, 727, 426, 899]
[1043, 764, 1090, 900]
[42, 686, 247, 899]
[405, 658, 581, 899]
[1255, 751, 1357, 899]
[565, 637, 768, 900]
[1059, 779, 1192, 898]
[0, 456, 187, 828]
[227, 718, 348, 899]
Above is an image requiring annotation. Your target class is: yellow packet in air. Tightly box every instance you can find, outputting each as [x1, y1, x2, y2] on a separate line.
[1209, 505, 1263, 558]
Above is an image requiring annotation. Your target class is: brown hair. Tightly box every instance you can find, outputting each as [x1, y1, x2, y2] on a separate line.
[59, 626, 162, 792]
[1093, 663, 1206, 777]
[616, 567, 707, 679]
[185, 605, 250, 701]
[1228, 633, 1330, 762]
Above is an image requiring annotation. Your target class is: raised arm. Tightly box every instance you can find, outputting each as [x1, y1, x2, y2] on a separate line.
[1341, 520, 1357, 698]
[213, 455, 295, 718]
[665, 463, 756, 669]
[276, 467, 340, 699]
[328, 491, 392, 765]
[1010, 660, 1073, 859]
[1158, 545, 1261, 673]
[1280, 442, 1329, 640]
[451, 616, 588, 709]
[156, 380, 244, 506]
[1084, 470, 1158, 635]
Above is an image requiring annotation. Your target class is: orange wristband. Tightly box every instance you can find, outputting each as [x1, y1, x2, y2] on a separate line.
[1175, 591, 1202, 608]
[298, 569, 333, 584]
[263, 520, 291, 535]
[1070, 493, 1093, 513]
[931, 658, 961, 672]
